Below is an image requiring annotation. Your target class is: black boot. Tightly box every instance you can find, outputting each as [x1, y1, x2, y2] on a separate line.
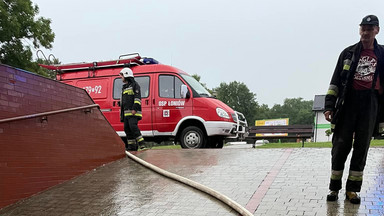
[346, 191, 361, 204]
[126, 144, 138, 151]
[327, 191, 339, 201]
[138, 141, 147, 150]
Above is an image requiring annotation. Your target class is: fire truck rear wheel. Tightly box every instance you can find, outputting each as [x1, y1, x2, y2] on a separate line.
[180, 126, 206, 149]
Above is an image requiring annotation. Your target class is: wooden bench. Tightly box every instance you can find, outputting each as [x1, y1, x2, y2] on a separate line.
[246, 125, 313, 147]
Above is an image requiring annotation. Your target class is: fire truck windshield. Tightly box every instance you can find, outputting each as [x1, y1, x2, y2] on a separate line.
[180, 74, 212, 97]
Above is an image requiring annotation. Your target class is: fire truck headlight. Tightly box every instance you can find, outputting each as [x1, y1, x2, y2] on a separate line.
[216, 108, 230, 119]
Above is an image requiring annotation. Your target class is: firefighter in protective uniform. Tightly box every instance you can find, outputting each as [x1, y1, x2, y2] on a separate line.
[324, 15, 384, 204]
[119, 67, 144, 151]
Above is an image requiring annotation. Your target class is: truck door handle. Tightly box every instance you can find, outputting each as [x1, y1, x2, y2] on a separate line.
[153, 99, 155, 105]
[145, 100, 149, 105]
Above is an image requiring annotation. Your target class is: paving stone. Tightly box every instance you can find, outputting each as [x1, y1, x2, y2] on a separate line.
[0, 147, 384, 215]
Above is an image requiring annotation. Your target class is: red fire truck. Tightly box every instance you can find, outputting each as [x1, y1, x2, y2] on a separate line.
[40, 53, 247, 148]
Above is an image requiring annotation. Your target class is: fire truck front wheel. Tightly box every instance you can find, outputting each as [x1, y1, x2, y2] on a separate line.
[180, 126, 206, 149]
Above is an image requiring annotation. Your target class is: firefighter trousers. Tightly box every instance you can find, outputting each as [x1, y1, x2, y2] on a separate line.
[329, 89, 378, 192]
[124, 117, 144, 151]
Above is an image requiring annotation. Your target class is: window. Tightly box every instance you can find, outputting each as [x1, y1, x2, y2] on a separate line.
[159, 75, 184, 98]
[180, 74, 211, 97]
[113, 76, 150, 99]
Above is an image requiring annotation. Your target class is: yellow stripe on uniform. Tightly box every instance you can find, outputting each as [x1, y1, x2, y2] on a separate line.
[124, 113, 142, 117]
[331, 170, 343, 180]
[123, 89, 134, 95]
[134, 99, 141, 105]
[331, 174, 342, 180]
[326, 84, 339, 97]
[136, 136, 144, 142]
[343, 64, 350, 71]
[348, 175, 363, 181]
[327, 90, 337, 96]
[127, 139, 136, 144]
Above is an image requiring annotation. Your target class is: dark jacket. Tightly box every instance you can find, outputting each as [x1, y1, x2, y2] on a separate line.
[324, 40, 384, 132]
[120, 79, 142, 121]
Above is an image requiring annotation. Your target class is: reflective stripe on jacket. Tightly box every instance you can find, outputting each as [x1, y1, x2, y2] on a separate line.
[324, 40, 384, 132]
[120, 80, 142, 120]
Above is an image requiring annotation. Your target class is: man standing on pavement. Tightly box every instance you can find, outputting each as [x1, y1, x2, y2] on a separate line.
[120, 67, 145, 151]
[324, 15, 384, 204]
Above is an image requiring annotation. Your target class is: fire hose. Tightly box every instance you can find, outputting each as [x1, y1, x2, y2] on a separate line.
[125, 151, 253, 216]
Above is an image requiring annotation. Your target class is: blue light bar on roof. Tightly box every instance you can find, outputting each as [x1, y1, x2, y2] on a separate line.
[142, 57, 159, 64]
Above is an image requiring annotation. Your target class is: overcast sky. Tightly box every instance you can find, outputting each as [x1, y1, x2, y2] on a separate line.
[31, 0, 384, 107]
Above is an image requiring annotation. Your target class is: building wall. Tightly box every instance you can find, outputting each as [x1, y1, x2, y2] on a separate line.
[313, 111, 333, 142]
[0, 64, 125, 209]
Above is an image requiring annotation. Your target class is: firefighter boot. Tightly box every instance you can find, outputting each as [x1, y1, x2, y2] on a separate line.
[126, 144, 138, 151]
[326, 191, 339, 201]
[346, 191, 361, 204]
[138, 141, 147, 151]
[126, 139, 138, 151]
[136, 136, 146, 150]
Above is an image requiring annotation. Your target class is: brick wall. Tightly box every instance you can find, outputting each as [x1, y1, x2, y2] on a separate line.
[0, 64, 126, 209]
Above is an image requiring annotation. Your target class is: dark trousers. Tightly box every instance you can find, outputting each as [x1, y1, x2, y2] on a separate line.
[124, 117, 143, 151]
[329, 90, 378, 192]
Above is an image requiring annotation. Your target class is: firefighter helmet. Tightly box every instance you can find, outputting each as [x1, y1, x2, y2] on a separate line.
[120, 68, 134, 78]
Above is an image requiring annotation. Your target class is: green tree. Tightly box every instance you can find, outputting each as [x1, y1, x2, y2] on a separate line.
[268, 98, 314, 125]
[254, 104, 271, 123]
[0, 0, 55, 73]
[325, 129, 333, 141]
[192, 74, 201, 82]
[214, 81, 258, 124]
[192, 73, 213, 94]
[29, 57, 60, 79]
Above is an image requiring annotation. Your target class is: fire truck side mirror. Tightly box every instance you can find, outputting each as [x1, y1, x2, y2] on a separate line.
[181, 84, 189, 99]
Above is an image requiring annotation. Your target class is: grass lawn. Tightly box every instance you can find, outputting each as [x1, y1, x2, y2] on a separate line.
[148, 139, 384, 149]
[151, 144, 181, 150]
[255, 139, 384, 148]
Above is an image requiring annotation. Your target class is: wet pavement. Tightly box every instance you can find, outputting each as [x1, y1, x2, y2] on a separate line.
[1, 144, 384, 215]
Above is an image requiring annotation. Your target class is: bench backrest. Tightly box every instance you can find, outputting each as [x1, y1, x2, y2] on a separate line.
[248, 125, 313, 138]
